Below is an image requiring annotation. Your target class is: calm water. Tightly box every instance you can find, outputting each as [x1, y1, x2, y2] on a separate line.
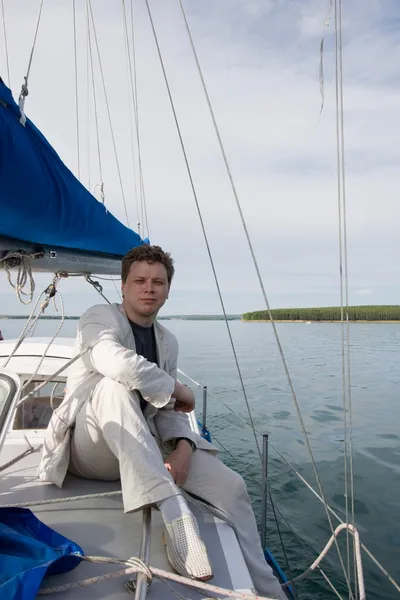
[1, 317, 399, 600]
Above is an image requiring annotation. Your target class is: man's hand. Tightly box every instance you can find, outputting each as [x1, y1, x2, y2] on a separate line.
[173, 381, 195, 412]
[164, 440, 193, 485]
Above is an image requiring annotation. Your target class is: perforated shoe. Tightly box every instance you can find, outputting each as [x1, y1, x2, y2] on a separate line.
[163, 514, 213, 581]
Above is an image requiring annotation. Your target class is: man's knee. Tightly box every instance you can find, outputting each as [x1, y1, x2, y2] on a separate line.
[224, 468, 248, 502]
[96, 376, 128, 393]
[232, 471, 248, 496]
[93, 377, 141, 409]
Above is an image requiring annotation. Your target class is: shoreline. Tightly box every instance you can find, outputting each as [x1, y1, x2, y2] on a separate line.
[242, 319, 400, 324]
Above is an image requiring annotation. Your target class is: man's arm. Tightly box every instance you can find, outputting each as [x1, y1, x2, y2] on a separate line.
[155, 331, 198, 448]
[79, 308, 175, 408]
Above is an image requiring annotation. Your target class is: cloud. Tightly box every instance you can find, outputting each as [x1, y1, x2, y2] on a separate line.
[1, 0, 399, 314]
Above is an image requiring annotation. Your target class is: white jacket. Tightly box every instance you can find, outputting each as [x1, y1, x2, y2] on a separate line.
[37, 303, 215, 487]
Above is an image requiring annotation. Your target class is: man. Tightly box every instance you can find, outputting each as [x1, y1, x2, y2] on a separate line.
[38, 244, 286, 598]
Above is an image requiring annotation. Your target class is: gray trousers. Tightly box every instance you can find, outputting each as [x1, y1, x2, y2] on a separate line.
[69, 377, 286, 599]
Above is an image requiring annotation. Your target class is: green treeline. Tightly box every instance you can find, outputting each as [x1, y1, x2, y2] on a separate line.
[242, 305, 400, 322]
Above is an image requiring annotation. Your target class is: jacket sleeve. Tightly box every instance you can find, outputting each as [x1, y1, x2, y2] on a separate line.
[154, 333, 198, 447]
[79, 309, 175, 409]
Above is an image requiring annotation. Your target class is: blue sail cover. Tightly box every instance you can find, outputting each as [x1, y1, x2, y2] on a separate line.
[0, 507, 83, 600]
[0, 79, 145, 256]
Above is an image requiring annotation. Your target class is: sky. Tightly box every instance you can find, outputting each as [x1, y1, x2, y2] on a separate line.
[1, 0, 399, 315]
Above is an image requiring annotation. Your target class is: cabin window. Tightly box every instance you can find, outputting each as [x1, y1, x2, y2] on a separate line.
[13, 380, 64, 430]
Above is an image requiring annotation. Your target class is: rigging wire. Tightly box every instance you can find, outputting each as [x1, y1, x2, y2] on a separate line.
[111, 277, 122, 301]
[86, 0, 105, 202]
[21, 287, 66, 392]
[334, 0, 357, 595]
[175, 0, 353, 594]
[85, 275, 111, 304]
[180, 368, 400, 594]
[143, 0, 262, 470]
[129, 0, 149, 238]
[86, 1, 91, 192]
[209, 431, 300, 598]
[179, 369, 348, 523]
[121, 0, 141, 235]
[143, 1, 302, 589]
[2, 274, 65, 369]
[18, 0, 45, 125]
[318, 0, 333, 118]
[87, 0, 130, 226]
[339, 0, 357, 596]
[0, 0, 11, 86]
[72, 0, 81, 179]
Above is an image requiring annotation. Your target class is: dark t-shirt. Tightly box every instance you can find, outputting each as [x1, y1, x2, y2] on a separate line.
[129, 319, 158, 411]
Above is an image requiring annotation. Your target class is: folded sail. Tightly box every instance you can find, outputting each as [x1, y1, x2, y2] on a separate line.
[0, 79, 144, 261]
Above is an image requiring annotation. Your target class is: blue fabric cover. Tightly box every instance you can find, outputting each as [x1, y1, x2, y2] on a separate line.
[0, 507, 83, 600]
[0, 79, 145, 256]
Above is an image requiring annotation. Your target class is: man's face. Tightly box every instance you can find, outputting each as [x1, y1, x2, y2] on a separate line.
[122, 260, 169, 318]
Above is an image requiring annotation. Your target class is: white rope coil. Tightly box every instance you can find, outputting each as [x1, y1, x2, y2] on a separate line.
[0, 249, 44, 304]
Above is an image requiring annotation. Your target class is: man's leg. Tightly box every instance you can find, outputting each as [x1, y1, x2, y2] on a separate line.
[182, 449, 287, 599]
[69, 377, 180, 512]
[70, 377, 213, 580]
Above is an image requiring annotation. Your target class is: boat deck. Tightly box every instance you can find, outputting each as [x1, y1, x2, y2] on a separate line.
[1, 431, 255, 599]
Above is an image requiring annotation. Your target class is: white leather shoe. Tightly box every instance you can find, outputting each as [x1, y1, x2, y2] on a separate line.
[163, 514, 213, 581]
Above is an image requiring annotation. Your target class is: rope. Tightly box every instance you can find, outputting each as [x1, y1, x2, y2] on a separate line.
[282, 524, 365, 600]
[0, 490, 122, 509]
[21, 286, 66, 392]
[90, 275, 122, 281]
[0, 0, 10, 86]
[18, 0, 45, 125]
[0, 249, 44, 304]
[87, 0, 130, 226]
[176, 2, 353, 594]
[72, 0, 81, 179]
[50, 381, 63, 411]
[38, 558, 276, 599]
[267, 497, 345, 599]
[2, 274, 64, 369]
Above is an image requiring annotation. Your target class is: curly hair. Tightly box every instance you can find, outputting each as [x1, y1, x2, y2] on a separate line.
[121, 244, 175, 284]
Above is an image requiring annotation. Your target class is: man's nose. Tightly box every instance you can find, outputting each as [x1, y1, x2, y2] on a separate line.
[143, 281, 155, 293]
